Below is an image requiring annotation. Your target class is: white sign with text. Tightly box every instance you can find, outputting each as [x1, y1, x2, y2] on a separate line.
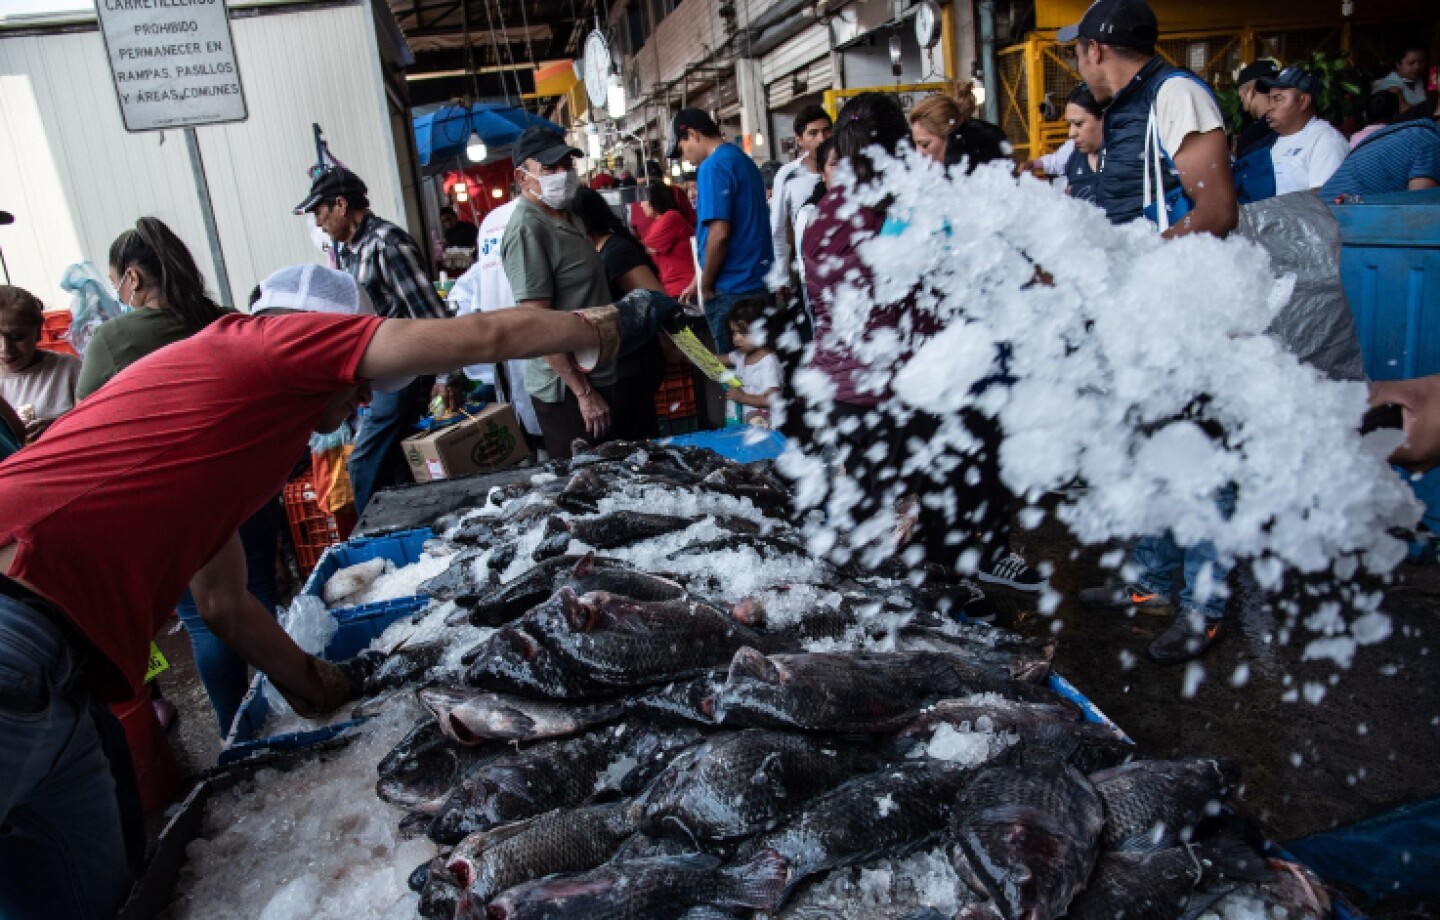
[95, 0, 247, 132]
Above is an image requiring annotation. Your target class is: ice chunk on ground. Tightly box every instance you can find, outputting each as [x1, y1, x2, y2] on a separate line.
[172, 705, 435, 920]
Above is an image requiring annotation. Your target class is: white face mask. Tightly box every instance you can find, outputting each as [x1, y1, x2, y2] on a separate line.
[526, 168, 579, 209]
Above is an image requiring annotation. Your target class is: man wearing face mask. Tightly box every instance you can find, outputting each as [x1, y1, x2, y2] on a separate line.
[295, 167, 457, 514]
[501, 127, 617, 459]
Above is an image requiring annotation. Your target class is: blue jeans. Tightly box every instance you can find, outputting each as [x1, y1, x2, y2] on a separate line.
[1131, 486, 1237, 619]
[704, 288, 769, 354]
[0, 596, 132, 919]
[175, 496, 283, 736]
[348, 375, 435, 515]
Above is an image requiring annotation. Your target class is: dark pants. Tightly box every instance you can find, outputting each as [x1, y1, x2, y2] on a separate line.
[532, 385, 618, 459]
[828, 402, 1010, 574]
[0, 596, 132, 920]
[175, 495, 283, 736]
[349, 375, 435, 515]
[610, 341, 667, 442]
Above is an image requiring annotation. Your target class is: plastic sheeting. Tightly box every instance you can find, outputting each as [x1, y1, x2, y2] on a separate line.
[1237, 191, 1366, 382]
[1286, 795, 1440, 904]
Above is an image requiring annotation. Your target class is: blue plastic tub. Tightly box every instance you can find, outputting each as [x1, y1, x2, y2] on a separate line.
[218, 596, 428, 765]
[662, 428, 787, 464]
[302, 527, 436, 618]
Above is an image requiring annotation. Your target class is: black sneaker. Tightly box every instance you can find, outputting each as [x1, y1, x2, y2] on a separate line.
[1077, 580, 1173, 615]
[977, 552, 1048, 593]
[1147, 609, 1223, 664]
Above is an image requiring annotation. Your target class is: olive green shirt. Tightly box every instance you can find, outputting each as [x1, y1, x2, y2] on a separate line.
[76, 309, 194, 400]
[500, 197, 615, 403]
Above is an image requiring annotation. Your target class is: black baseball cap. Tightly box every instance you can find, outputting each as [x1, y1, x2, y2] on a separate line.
[1256, 66, 1320, 98]
[1236, 60, 1280, 87]
[293, 168, 368, 215]
[667, 108, 720, 159]
[1057, 0, 1158, 54]
[512, 127, 583, 169]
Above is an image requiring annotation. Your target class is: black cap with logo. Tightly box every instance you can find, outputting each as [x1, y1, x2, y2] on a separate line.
[512, 126, 584, 169]
[1056, 0, 1159, 54]
[666, 108, 720, 159]
[1237, 60, 1280, 87]
[293, 168, 369, 215]
[1255, 66, 1321, 98]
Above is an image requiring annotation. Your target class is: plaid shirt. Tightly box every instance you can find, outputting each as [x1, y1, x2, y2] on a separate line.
[339, 212, 447, 320]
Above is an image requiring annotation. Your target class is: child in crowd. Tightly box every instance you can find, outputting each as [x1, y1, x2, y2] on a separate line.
[721, 298, 783, 425]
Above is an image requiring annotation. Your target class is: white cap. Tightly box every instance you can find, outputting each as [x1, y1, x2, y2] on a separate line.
[253, 264, 414, 393]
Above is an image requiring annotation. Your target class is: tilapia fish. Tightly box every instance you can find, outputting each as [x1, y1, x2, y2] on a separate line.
[481, 850, 789, 920]
[1067, 836, 1270, 920]
[447, 802, 643, 908]
[412, 856, 464, 920]
[533, 512, 694, 560]
[622, 674, 723, 726]
[748, 761, 976, 902]
[375, 722, 506, 814]
[462, 624, 614, 700]
[643, 729, 888, 842]
[530, 589, 765, 688]
[418, 686, 622, 744]
[1090, 758, 1239, 852]
[898, 627, 1057, 683]
[420, 549, 490, 601]
[715, 649, 1057, 734]
[952, 752, 1105, 920]
[455, 554, 684, 627]
[428, 724, 698, 844]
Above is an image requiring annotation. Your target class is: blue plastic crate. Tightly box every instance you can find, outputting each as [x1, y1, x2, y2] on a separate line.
[219, 596, 428, 765]
[302, 527, 436, 618]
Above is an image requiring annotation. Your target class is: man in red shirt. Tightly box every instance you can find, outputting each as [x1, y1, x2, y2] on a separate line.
[0, 264, 658, 919]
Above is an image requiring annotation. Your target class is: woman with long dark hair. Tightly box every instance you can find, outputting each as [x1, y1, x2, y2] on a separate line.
[572, 188, 668, 441]
[80, 217, 281, 736]
[801, 93, 1030, 602]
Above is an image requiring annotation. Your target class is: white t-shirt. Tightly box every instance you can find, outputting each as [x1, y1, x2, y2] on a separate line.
[1271, 117, 1350, 195]
[451, 201, 542, 437]
[766, 157, 822, 289]
[1153, 78, 1226, 160]
[1037, 139, 1075, 176]
[1373, 72, 1428, 108]
[0, 350, 81, 422]
[730, 350, 783, 398]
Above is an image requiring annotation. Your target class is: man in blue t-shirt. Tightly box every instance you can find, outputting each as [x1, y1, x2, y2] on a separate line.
[1320, 119, 1440, 199]
[668, 108, 773, 351]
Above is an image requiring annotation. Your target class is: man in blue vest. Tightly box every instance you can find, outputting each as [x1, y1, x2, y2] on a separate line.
[1061, 0, 1240, 663]
[1061, 0, 1237, 239]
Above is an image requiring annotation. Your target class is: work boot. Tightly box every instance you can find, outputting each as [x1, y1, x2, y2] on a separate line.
[1078, 580, 1173, 615]
[977, 551, 1048, 593]
[1147, 609, 1223, 664]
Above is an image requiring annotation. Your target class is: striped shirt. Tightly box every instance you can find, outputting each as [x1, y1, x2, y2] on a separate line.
[1320, 120, 1440, 199]
[338, 212, 448, 320]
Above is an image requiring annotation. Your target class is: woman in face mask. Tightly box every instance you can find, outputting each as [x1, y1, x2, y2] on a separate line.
[80, 217, 283, 739]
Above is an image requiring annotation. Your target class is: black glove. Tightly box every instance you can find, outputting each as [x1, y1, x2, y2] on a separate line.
[615, 289, 684, 355]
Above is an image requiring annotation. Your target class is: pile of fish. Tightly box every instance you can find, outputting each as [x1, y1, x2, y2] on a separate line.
[320, 440, 1333, 920]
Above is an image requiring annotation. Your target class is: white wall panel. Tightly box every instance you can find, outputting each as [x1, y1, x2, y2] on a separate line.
[0, 0, 406, 309]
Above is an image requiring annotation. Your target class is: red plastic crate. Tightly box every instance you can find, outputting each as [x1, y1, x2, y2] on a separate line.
[654, 365, 698, 419]
[283, 474, 355, 575]
[37, 310, 77, 357]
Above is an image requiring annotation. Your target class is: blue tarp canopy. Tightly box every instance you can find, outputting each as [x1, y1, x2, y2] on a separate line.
[413, 104, 565, 168]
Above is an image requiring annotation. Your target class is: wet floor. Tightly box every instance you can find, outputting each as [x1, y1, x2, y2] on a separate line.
[1003, 514, 1440, 846]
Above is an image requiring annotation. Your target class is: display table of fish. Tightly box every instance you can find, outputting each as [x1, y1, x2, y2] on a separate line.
[169, 440, 1336, 920]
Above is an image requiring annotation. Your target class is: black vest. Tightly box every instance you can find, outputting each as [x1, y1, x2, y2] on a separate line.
[1065, 147, 1098, 203]
[1095, 57, 1210, 226]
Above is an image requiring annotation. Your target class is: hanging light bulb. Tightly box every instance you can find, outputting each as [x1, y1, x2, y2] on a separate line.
[754, 130, 765, 146]
[466, 131, 488, 163]
[454, 183, 469, 203]
[586, 124, 603, 160]
[607, 74, 626, 119]
[889, 32, 903, 77]
[670, 161, 682, 177]
[492, 187, 503, 199]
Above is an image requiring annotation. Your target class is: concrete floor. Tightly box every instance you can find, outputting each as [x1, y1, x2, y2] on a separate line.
[153, 513, 1440, 906]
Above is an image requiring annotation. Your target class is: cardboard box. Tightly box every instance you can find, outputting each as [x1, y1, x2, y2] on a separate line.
[402, 403, 531, 483]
